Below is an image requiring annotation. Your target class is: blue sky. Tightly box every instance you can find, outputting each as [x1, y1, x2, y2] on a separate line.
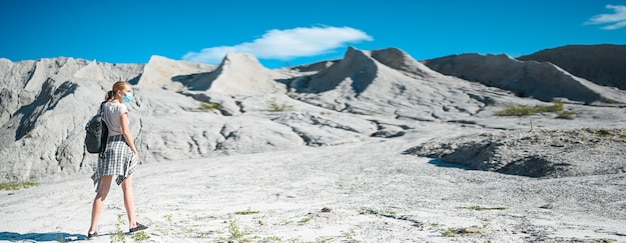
[1, 0, 625, 68]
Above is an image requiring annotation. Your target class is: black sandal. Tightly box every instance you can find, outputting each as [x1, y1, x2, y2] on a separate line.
[129, 223, 148, 233]
[87, 231, 98, 239]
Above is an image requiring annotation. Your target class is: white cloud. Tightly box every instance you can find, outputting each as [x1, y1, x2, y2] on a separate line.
[585, 5, 626, 30]
[182, 26, 373, 64]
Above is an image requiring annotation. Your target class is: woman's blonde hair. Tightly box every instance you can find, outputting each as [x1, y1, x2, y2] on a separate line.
[104, 81, 130, 101]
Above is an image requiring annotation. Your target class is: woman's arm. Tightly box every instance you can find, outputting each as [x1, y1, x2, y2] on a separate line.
[120, 112, 141, 164]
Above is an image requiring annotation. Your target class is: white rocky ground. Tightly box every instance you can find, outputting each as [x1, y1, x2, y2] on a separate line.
[1, 124, 625, 242]
[0, 46, 625, 242]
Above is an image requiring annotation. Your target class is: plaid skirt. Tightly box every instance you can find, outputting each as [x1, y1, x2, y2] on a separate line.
[91, 135, 137, 192]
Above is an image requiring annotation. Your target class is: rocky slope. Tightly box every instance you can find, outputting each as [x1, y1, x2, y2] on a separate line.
[0, 45, 625, 183]
[404, 128, 626, 178]
[518, 44, 626, 90]
[423, 53, 625, 103]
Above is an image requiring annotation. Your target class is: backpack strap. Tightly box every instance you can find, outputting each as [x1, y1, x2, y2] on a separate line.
[99, 101, 106, 115]
[98, 101, 108, 158]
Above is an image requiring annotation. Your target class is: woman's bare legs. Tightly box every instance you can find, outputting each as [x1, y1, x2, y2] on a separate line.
[89, 175, 113, 233]
[121, 174, 137, 228]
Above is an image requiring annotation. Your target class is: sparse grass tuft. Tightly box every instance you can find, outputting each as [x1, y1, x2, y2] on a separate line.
[495, 101, 572, 117]
[585, 128, 614, 137]
[494, 106, 535, 116]
[132, 231, 150, 241]
[340, 228, 359, 242]
[0, 181, 38, 190]
[358, 208, 397, 216]
[227, 214, 247, 240]
[593, 238, 617, 243]
[535, 101, 563, 112]
[556, 110, 576, 119]
[234, 208, 259, 215]
[263, 236, 283, 242]
[298, 215, 314, 225]
[596, 130, 613, 137]
[199, 102, 221, 112]
[110, 214, 127, 243]
[316, 236, 334, 243]
[268, 98, 293, 112]
[441, 227, 459, 237]
[183, 102, 221, 112]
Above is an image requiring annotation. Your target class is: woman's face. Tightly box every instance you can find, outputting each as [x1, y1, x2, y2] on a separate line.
[117, 85, 132, 98]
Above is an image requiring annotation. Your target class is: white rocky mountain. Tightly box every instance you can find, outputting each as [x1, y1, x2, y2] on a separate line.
[0, 46, 625, 183]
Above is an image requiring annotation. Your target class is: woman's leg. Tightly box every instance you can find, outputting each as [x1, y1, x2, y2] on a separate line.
[89, 176, 113, 233]
[121, 174, 137, 228]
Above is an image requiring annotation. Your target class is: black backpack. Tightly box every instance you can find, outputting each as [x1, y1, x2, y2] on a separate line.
[85, 102, 108, 158]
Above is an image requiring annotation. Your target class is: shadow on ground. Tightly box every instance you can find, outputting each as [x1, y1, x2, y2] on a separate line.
[0, 231, 86, 242]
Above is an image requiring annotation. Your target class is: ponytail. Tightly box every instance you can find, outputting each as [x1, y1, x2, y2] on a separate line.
[104, 90, 114, 101]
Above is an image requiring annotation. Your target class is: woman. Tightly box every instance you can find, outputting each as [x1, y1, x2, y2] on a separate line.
[88, 81, 147, 238]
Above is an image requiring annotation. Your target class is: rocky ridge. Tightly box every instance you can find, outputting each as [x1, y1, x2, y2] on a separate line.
[1, 45, 625, 183]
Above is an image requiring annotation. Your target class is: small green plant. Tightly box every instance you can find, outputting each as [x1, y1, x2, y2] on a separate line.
[0, 181, 38, 190]
[603, 98, 618, 104]
[441, 227, 459, 237]
[196, 230, 216, 238]
[110, 214, 127, 243]
[132, 231, 150, 241]
[268, 98, 293, 112]
[583, 238, 617, 243]
[481, 219, 490, 228]
[164, 214, 173, 223]
[340, 228, 359, 243]
[620, 134, 626, 139]
[456, 205, 507, 211]
[199, 102, 221, 112]
[556, 110, 576, 119]
[227, 214, 247, 240]
[534, 101, 563, 112]
[234, 208, 260, 215]
[358, 208, 396, 216]
[585, 128, 616, 137]
[156, 214, 173, 236]
[595, 129, 613, 137]
[494, 106, 535, 116]
[263, 236, 283, 242]
[316, 236, 334, 243]
[298, 215, 314, 225]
